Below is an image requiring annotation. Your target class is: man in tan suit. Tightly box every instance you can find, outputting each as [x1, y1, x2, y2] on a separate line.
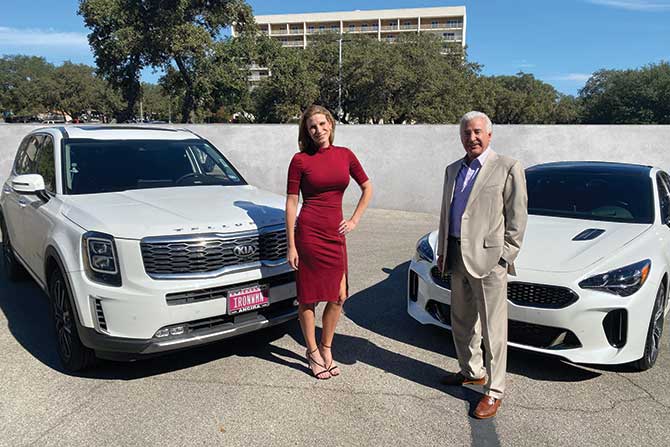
[436, 111, 527, 419]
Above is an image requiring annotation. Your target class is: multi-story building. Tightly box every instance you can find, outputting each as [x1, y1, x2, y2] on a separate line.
[235, 6, 467, 83]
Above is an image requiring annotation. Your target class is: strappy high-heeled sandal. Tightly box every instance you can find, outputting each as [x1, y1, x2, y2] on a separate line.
[306, 348, 331, 380]
[319, 343, 340, 377]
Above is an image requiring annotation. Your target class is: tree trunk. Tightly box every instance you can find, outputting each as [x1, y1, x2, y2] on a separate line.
[175, 56, 196, 123]
[118, 79, 140, 123]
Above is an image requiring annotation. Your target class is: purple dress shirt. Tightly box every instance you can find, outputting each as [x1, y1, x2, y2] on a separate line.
[449, 148, 493, 238]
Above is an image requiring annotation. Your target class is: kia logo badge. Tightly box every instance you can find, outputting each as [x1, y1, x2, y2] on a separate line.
[233, 244, 257, 258]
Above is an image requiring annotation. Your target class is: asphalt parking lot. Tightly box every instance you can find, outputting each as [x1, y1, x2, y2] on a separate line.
[1, 207, 669, 447]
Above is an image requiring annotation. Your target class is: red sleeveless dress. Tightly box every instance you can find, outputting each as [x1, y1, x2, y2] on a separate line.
[287, 145, 369, 304]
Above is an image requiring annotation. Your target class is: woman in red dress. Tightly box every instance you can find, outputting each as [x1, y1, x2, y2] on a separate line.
[286, 105, 373, 379]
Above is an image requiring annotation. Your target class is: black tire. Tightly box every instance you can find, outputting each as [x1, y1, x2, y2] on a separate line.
[1, 217, 27, 281]
[633, 283, 665, 371]
[48, 268, 96, 372]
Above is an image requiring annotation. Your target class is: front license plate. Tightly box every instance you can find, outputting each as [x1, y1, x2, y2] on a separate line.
[228, 285, 269, 314]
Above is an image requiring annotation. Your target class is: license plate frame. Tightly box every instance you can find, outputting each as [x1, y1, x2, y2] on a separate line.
[227, 284, 270, 315]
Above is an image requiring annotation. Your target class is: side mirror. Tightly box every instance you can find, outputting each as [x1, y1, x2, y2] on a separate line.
[12, 174, 46, 195]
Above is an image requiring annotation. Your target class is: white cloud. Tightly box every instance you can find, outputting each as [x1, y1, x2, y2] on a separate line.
[587, 0, 670, 11]
[545, 73, 593, 82]
[0, 26, 88, 49]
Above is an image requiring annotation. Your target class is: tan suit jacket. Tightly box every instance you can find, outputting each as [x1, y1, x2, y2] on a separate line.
[437, 150, 528, 279]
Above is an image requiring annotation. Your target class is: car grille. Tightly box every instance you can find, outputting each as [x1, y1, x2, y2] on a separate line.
[429, 268, 578, 309]
[424, 300, 582, 350]
[259, 230, 288, 261]
[508, 320, 581, 349]
[507, 282, 578, 309]
[430, 266, 451, 289]
[141, 228, 287, 276]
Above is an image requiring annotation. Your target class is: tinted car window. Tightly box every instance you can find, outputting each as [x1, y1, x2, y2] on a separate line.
[62, 139, 246, 195]
[14, 136, 42, 175]
[526, 170, 654, 224]
[35, 135, 56, 193]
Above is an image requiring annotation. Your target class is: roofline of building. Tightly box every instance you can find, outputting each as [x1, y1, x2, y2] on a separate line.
[254, 6, 466, 24]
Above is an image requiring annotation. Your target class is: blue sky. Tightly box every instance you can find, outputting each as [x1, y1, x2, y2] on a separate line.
[1, 0, 669, 95]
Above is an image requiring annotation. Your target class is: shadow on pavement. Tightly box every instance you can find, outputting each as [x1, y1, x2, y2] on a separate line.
[1, 257, 606, 386]
[0, 255, 310, 379]
[343, 261, 602, 384]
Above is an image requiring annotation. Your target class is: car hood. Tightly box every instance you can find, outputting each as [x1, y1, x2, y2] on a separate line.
[515, 215, 651, 273]
[61, 185, 286, 239]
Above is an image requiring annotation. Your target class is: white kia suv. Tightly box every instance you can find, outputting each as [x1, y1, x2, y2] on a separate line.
[0, 126, 296, 371]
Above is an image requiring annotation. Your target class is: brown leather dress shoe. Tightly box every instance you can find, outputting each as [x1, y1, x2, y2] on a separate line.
[440, 372, 486, 386]
[473, 395, 502, 419]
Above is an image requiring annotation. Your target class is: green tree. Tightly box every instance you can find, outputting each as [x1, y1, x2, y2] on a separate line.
[160, 37, 255, 123]
[79, 0, 255, 123]
[140, 83, 173, 122]
[79, 0, 146, 122]
[252, 44, 321, 123]
[482, 72, 581, 124]
[50, 62, 113, 120]
[0, 55, 55, 117]
[580, 62, 670, 124]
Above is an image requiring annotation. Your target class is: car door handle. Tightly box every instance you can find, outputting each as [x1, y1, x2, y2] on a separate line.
[18, 197, 29, 207]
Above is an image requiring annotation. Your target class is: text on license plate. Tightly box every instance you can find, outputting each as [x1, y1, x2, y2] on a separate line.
[228, 286, 269, 314]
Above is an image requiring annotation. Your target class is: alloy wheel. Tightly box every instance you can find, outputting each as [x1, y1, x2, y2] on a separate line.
[51, 277, 73, 361]
[649, 287, 665, 364]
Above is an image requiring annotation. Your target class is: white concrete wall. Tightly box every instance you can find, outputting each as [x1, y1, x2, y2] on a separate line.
[1, 123, 669, 214]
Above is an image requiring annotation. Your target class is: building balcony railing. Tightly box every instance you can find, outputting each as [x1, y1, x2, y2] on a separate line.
[272, 29, 288, 35]
[281, 41, 305, 47]
[310, 28, 341, 34]
[289, 29, 303, 34]
[344, 26, 380, 33]
[381, 25, 398, 31]
[400, 24, 418, 30]
[420, 23, 463, 31]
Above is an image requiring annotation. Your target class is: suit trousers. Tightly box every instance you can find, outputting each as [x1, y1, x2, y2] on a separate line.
[447, 238, 508, 399]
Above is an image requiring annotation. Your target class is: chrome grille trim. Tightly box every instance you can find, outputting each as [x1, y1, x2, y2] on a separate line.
[140, 225, 288, 280]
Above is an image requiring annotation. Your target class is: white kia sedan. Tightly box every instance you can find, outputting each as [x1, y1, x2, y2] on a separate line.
[408, 161, 669, 371]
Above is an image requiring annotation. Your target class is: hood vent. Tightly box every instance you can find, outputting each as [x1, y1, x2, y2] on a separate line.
[572, 228, 606, 241]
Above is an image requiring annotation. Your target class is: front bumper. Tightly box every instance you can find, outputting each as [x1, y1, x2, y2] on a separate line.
[77, 299, 297, 360]
[407, 256, 658, 365]
[67, 254, 297, 357]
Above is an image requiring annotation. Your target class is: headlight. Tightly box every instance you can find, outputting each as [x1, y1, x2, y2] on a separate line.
[416, 234, 434, 263]
[82, 231, 122, 287]
[579, 259, 651, 297]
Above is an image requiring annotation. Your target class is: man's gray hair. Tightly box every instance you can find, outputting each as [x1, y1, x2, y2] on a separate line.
[460, 111, 493, 133]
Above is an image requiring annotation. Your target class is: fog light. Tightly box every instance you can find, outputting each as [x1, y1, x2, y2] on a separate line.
[155, 328, 170, 338]
[170, 326, 185, 336]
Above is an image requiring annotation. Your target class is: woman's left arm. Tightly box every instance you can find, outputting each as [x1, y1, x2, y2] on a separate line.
[339, 180, 373, 235]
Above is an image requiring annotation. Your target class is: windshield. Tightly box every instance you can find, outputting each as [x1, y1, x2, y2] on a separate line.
[526, 169, 654, 224]
[62, 139, 246, 195]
